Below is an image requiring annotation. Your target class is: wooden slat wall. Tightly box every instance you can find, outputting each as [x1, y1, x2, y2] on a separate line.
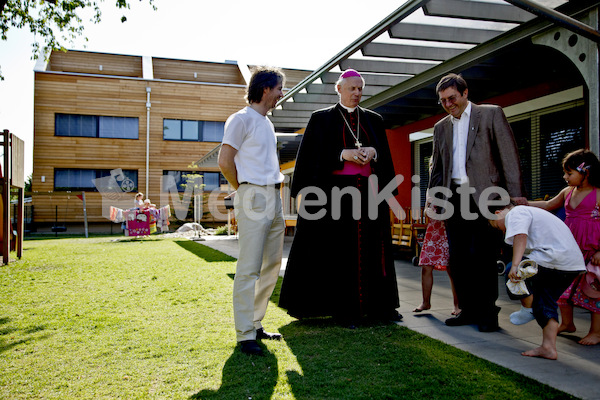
[153, 58, 246, 85]
[33, 57, 247, 224]
[281, 68, 313, 89]
[48, 50, 143, 78]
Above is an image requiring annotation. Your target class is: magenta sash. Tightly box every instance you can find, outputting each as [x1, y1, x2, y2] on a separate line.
[332, 161, 372, 177]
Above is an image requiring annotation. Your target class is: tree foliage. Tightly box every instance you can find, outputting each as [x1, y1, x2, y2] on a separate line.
[0, 0, 156, 79]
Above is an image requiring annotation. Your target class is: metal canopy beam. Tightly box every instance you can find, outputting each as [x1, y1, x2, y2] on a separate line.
[389, 22, 505, 44]
[316, 72, 341, 84]
[319, 72, 411, 87]
[505, 0, 600, 43]
[362, 42, 466, 61]
[423, 0, 534, 23]
[340, 59, 437, 75]
[271, 109, 314, 119]
[290, 93, 373, 104]
[304, 84, 337, 95]
[268, 116, 311, 124]
[273, 122, 312, 130]
[280, 102, 326, 111]
[305, 83, 382, 96]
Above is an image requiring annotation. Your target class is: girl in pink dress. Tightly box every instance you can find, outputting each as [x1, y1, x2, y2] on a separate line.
[414, 203, 460, 315]
[530, 149, 600, 345]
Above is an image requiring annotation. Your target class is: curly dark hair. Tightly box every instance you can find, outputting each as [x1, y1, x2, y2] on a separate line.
[562, 148, 600, 187]
[245, 66, 285, 105]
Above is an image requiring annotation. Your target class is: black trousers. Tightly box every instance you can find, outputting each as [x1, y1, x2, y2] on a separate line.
[445, 184, 502, 322]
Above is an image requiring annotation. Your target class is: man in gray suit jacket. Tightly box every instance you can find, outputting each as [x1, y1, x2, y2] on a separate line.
[429, 73, 526, 332]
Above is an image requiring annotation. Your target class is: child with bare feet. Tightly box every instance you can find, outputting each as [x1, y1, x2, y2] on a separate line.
[415, 203, 459, 315]
[529, 149, 600, 345]
[489, 204, 585, 360]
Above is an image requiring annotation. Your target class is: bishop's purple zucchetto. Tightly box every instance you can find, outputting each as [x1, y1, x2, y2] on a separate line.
[339, 69, 362, 79]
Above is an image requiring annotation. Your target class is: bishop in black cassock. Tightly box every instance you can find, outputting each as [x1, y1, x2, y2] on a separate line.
[278, 69, 401, 325]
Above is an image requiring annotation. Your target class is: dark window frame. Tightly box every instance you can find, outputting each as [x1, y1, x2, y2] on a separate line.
[54, 168, 138, 192]
[162, 119, 225, 142]
[162, 170, 225, 192]
[55, 113, 139, 139]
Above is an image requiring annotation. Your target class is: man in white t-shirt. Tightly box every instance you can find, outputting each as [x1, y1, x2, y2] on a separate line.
[218, 66, 286, 356]
[490, 205, 585, 360]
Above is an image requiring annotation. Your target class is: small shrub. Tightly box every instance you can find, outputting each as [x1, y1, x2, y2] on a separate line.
[214, 225, 229, 235]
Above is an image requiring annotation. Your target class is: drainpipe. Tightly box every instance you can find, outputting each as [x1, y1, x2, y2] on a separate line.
[145, 86, 151, 196]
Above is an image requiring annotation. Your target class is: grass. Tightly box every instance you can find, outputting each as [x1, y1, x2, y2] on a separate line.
[0, 236, 579, 399]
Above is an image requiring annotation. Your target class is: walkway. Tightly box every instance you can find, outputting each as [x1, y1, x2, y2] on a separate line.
[199, 235, 600, 400]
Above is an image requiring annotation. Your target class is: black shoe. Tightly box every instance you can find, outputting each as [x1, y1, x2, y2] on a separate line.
[478, 322, 499, 332]
[256, 328, 282, 341]
[478, 307, 501, 332]
[389, 310, 403, 322]
[240, 340, 263, 355]
[478, 316, 500, 332]
[445, 312, 475, 327]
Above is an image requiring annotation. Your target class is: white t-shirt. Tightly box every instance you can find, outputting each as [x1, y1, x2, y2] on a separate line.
[504, 206, 585, 272]
[222, 106, 284, 185]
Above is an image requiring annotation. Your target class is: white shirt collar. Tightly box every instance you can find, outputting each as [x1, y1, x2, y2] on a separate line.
[339, 103, 357, 113]
[451, 101, 472, 124]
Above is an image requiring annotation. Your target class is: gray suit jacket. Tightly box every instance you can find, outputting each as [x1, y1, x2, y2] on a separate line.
[429, 103, 525, 208]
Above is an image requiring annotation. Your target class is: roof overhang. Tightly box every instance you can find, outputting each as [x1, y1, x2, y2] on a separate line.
[270, 0, 599, 132]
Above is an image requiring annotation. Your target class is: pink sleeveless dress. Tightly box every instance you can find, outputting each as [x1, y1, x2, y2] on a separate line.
[557, 188, 600, 313]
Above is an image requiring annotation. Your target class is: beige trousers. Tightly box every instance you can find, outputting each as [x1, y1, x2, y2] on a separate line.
[233, 184, 284, 342]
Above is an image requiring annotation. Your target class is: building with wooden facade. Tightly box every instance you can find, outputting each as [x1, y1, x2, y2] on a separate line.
[32, 50, 310, 232]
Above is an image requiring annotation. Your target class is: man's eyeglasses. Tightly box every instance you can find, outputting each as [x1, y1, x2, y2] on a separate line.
[438, 95, 459, 106]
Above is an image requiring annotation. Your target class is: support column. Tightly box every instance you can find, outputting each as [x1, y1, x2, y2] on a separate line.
[532, 7, 599, 154]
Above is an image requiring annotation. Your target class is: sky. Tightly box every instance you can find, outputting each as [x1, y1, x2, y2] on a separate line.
[0, 0, 406, 181]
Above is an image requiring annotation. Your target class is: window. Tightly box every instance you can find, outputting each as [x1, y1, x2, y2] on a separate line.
[510, 102, 585, 199]
[55, 114, 97, 137]
[182, 120, 199, 141]
[99, 117, 139, 139]
[54, 169, 138, 191]
[163, 119, 181, 140]
[203, 121, 225, 142]
[163, 171, 225, 192]
[163, 119, 225, 142]
[55, 114, 139, 139]
[539, 106, 585, 198]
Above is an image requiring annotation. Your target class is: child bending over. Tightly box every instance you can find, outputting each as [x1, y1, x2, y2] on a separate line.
[489, 205, 585, 359]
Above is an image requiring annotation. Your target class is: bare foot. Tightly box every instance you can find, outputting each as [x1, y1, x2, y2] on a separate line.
[452, 307, 462, 316]
[413, 303, 431, 312]
[579, 333, 600, 346]
[557, 323, 576, 334]
[521, 346, 558, 360]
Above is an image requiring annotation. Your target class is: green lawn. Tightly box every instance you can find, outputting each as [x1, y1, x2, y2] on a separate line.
[0, 236, 578, 399]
